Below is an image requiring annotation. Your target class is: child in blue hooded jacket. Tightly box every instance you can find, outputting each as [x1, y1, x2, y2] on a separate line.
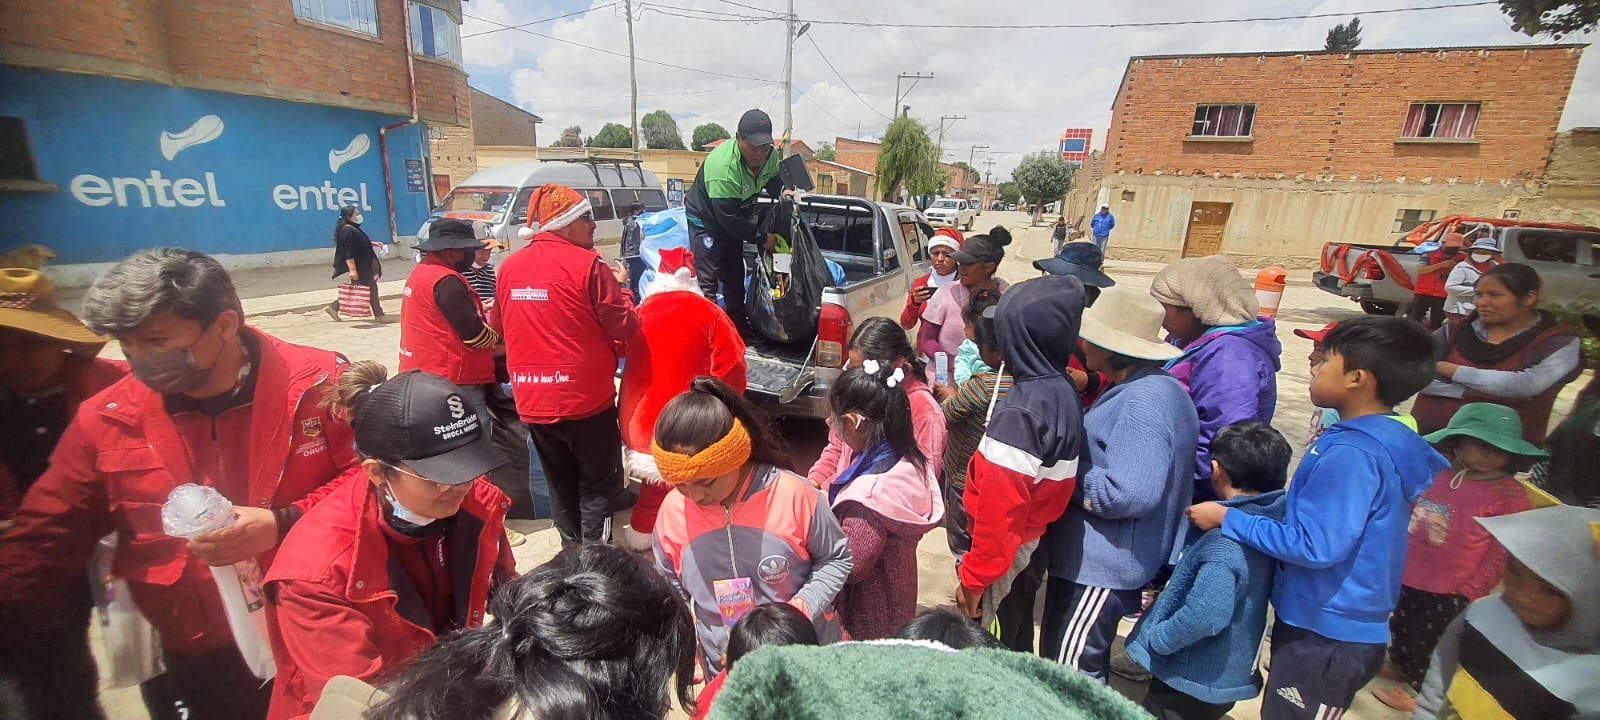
[1126, 420, 1291, 720]
[1188, 316, 1449, 720]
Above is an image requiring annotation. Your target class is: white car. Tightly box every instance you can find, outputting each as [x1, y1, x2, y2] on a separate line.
[925, 198, 976, 230]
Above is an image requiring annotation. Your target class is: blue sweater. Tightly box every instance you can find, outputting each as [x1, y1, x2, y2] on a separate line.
[1223, 414, 1447, 644]
[1125, 491, 1287, 703]
[1049, 368, 1199, 589]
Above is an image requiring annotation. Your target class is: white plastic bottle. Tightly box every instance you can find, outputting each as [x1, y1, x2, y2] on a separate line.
[161, 484, 277, 679]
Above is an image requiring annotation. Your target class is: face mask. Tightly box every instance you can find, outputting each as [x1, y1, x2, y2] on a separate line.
[1471, 252, 1494, 263]
[384, 481, 437, 527]
[129, 344, 210, 395]
[451, 251, 475, 273]
[351, 213, 364, 225]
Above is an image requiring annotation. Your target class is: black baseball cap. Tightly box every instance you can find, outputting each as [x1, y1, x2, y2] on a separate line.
[738, 109, 774, 147]
[352, 371, 506, 486]
[953, 235, 1006, 265]
[418, 219, 483, 252]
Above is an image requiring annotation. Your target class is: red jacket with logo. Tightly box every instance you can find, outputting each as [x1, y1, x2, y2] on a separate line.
[0, 330, 358, 654]
[399, 259, 497, 385]
[263, 474, 514, 720]
[0, 355, 128, 520]
[494, 231, 638, 423]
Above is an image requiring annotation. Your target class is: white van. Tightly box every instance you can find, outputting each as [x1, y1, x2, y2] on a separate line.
[414, 149, 668, 259]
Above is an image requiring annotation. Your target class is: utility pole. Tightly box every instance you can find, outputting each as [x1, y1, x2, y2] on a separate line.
[932, 114, 964, 194]
[625, 0, 638, 149]
[894, 72, 933, 120]
[967, 144, 989, 193]
[780, 4, 810, 159]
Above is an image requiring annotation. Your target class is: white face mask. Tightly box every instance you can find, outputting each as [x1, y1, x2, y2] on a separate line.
[351, 213, 364, 225]
[383, 481, 437, 527]
[1470, 252, 1494, 263]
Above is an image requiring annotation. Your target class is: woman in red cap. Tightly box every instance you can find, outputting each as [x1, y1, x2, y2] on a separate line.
[899, 228, 963, 333]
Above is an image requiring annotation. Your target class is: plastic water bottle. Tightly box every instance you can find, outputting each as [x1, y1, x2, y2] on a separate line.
[161, 484, 276, 679]
[934, 351, 951, 387]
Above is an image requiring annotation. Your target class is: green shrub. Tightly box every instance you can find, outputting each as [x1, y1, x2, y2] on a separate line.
[1545, 300, 1599, 367]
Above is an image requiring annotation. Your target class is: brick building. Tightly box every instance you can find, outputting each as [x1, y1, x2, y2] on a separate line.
[1101, 45, 1583, 267]
[0, 0, 469, 276]
[832, 137, 973, 202]
[429, 87, 543, 198]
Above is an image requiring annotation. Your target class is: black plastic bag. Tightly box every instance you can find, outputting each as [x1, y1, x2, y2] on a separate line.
[747, 199, 828, 345]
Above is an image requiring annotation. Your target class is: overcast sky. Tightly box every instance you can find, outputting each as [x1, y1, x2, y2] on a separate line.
[458, 0, 1600, 181]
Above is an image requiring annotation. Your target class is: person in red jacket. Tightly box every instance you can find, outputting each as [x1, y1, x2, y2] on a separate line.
[0, 267, 128, 720]
[0, 248, 359, 720]
[495, 183, 638, 544]
[617, 247, 747, 548]
[899, 228, 962, 332]
[400, 218, 500, 411]
[264, 362, 514, 720]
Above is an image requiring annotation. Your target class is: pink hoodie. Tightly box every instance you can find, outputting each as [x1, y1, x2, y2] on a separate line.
[807, 377, 947, 498]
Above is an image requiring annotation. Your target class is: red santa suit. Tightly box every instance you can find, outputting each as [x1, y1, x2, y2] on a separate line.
[617, 247, 748, 544]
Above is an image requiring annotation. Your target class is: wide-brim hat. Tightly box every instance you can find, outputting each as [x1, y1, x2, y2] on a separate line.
[1422, 402, 1547, 458]
[418, 219, 483, 252]
[1078, 286, 1183, 361]
[1034, 242, 1114, 288]
[1469, 238, 1501, 253]
[0, 268, 108, 349]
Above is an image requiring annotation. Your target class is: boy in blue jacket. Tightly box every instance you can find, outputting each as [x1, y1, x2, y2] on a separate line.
[1188, 316, 1448, 720]
[1126, 421, 1291, 720]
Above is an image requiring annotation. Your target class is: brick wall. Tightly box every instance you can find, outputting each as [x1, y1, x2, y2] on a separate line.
[1106, 46, 1581, 183]
[471, 88, 539, 147]
[0, 0, 468, 125]
[430, 125, 478, 189]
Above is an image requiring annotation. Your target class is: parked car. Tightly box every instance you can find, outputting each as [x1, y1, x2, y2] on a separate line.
[414, 149, 668, 261]
[744, 195, 934, 419]
[1313, 216, 1600, 314]
[924, 197, 976, 230]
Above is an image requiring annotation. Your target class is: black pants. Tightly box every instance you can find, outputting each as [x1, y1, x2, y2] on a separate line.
[1039, 579, 1141, 681]
[330, 273, 383, 318]
[0, 593, 104, 720]
[692, 228, 747, 329]
[141, 645, 272, 720]
[526, 407, 628, 544]
[991, 542, 1049, 653]
[1406, 294, 1446, 330]
[1260, 620, 1384, 720]
[1388, 585, 1470, 691]
[1142, 677, 1235, 720]
[625, 255, 647, 298]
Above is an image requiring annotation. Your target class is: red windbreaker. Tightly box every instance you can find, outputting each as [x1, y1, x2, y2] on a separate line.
[494, 231, 638, 423]
[0, 355, 127, 519]
[263, 475, 514, 720]
[0, 330, 358, 653]
[399, 259, 497, 385]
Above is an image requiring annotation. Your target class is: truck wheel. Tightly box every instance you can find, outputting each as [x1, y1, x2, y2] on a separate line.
[1360, 300, 1400, 316]
[963, 218, 972, 231]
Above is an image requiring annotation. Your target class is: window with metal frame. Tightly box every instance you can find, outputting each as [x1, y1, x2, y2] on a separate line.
[1516, 232, 1579, 264]
[899, 218, 929, 263]
[294, 0, 379, 36]
[609, 188, 668, 213]
[585, 189, 617, 221]
[1190, 104, 1255, 138]
[1392, 209, 1437, 234]
[1402, 103, 1480, 139]
[409, 3, 462, 65]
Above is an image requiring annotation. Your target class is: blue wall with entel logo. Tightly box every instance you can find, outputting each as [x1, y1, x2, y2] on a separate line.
[0, 66, 431, 264]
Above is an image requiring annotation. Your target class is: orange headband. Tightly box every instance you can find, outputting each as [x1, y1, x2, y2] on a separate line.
[652, 419, 752, 485]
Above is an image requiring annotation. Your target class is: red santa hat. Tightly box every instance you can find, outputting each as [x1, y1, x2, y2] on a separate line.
[929, 228, 964, 252]
[518, 183, 592, 240]
[657, 247, 695, 277]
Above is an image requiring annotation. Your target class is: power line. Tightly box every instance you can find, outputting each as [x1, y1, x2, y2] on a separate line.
[461, 4, 617, 38]
[459, 11, 781, 83]
[805, 34, 893, 121]
[798, 0, 1497, 29]
[711, 0, 779, 13]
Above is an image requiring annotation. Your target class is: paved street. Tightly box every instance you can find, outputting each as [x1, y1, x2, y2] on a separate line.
[90, 211, 1587, 719]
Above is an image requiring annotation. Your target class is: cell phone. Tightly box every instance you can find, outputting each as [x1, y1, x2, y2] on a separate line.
[935, 352, 950, 387]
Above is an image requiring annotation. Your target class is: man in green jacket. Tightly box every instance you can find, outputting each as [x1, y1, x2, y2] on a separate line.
[685, 109, 783, 331]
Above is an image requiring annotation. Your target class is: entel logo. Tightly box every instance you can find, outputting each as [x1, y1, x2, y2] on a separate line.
[68, 115, 374, 212]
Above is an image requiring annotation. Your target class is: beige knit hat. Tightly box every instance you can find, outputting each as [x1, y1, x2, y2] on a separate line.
[1148, 255, 1260, 326]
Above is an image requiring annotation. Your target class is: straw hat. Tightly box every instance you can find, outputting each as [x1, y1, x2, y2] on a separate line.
[0, 268, 107, 348]
[1079, 287, 1182, 361]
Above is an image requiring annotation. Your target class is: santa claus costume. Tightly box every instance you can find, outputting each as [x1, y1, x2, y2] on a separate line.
[617, 247, 749, 549]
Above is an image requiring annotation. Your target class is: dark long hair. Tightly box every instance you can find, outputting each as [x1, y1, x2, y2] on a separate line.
[849, 316, 926, 378]
[826, 366, 926, 474]
[653, 376, 792, 469]
[1476, 262, 1541, 299]
[368, 544, 698, 720]
[961, 289, 1002, 358]
[332, 205, 359, 242]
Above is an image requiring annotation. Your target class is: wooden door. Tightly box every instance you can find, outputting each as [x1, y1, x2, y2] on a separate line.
[432, 175, 452, 204]
[1183, 202, 1232, 257]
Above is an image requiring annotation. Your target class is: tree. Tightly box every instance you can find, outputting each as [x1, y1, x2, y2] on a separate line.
[691, 122, 730, 151]
[874, 116, 938, 202]
[1323, 17, 1362, 51]
[641, 110, 686, 150]
[590, 123, 633, 148]
[1499, 0, 1600, 35]
[998, 181, 1021, 206]
[553, 125, 583, 148]
[814, 142, 836, 161]
[1012, 153, 1074, 225]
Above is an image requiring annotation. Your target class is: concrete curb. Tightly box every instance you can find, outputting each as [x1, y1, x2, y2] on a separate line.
[243, 280, 407, 318]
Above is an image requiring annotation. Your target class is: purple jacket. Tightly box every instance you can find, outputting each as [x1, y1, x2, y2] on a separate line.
[1165, 320, 1282, 502]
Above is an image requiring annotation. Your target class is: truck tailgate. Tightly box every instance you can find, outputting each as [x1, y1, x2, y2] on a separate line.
[745, 341, 815, 404]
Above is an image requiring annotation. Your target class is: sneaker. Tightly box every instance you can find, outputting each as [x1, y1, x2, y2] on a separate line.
[504, 527, 527, 547]
[1109, 649, 1152, 682]
[1370, 685, 1417, 712]
[324, 305, 341, 322]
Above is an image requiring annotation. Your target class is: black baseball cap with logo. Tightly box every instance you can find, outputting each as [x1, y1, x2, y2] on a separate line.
[352, 370, 506, 485]
[738, 109, 775, 147]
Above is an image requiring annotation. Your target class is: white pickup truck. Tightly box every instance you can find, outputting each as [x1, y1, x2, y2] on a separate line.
[923, 197, 976, 231]
[744, 194, 934, 419]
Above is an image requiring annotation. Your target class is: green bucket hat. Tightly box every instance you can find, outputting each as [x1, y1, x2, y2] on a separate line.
[1422, 403, 1548, 458]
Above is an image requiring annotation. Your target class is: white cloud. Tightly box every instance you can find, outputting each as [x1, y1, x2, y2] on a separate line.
[462, 0, 1600, 181]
